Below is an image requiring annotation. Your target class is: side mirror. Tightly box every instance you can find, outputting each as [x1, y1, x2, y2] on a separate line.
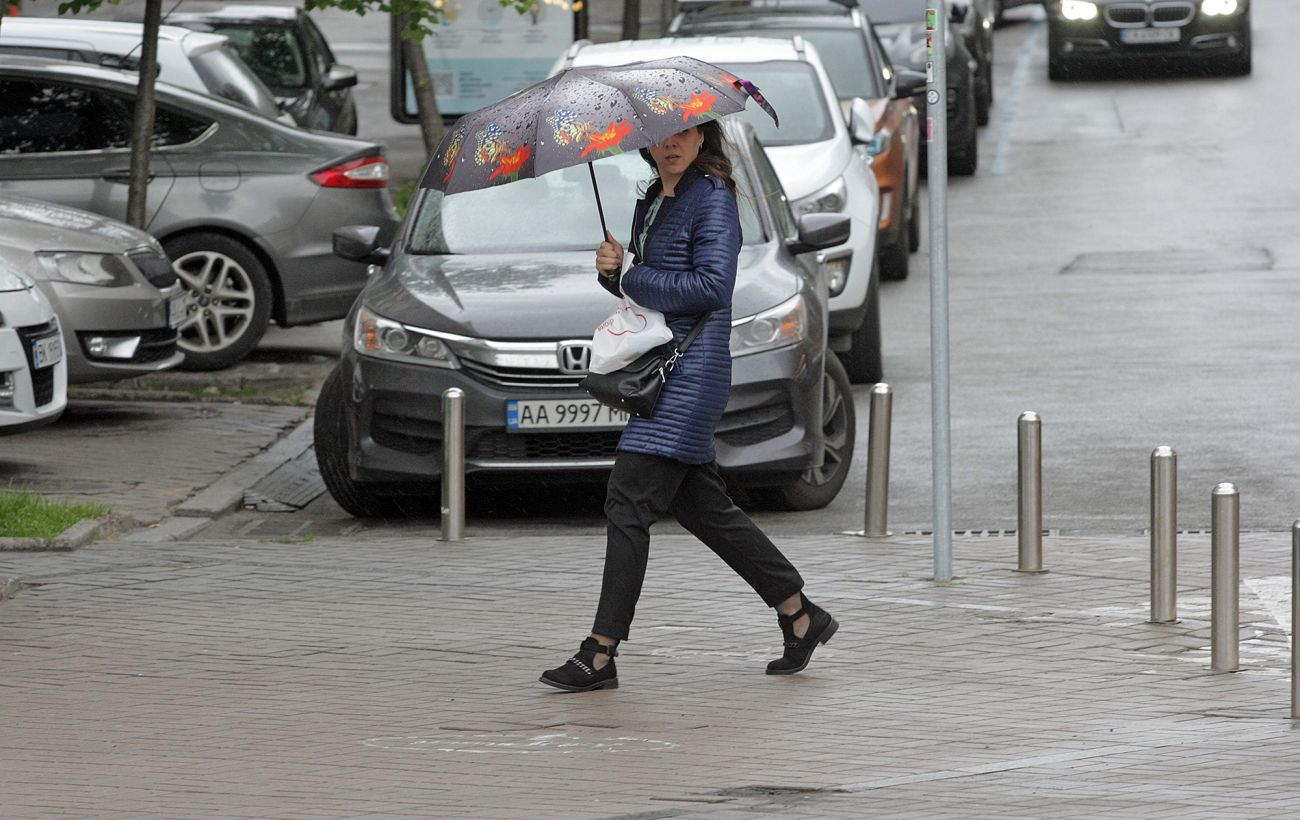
[950, 2, 969, 24]
[333, 225, 389, 265]
[895, 68, 927, 100]
[323, 63, 359, 91]
[787, 213, 851, 256]
[847, 97, 875, 145]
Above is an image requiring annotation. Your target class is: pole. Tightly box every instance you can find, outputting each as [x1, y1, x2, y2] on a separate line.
[1292, 520, 1300, 718]
[864, 383, 893, 537]
[1210, 482, 1239, 673]
[926, 6, 952, 582]
[1150, 446, 1178, 623]
[440, 388, 465, 542]
[1016, 411, 1043, 573]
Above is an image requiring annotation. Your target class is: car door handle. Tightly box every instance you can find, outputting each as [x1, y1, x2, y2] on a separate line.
[101, 169, 155, 184]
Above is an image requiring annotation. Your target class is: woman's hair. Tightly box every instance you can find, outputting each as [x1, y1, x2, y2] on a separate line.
[639, 119, 737, 194]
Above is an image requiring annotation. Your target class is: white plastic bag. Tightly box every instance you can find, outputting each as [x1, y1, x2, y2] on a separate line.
[588, 295, 673, 375]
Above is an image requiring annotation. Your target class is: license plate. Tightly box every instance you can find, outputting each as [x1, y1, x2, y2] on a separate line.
[1120, 27, 1180, 45]
[31, 334, 62, 369]
[506, 398, 629, 431]
[167, 293, 186, 329]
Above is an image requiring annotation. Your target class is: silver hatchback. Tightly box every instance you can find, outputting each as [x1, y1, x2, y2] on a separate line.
[0, 56, 399, 370]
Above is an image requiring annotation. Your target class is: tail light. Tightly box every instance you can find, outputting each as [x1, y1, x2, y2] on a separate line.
[311, 154, 389, 189]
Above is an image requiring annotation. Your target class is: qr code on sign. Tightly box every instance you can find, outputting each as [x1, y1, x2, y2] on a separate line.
[432, 71, 455, 97]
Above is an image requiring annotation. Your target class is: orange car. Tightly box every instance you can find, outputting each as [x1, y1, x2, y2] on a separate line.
[671, 0, 922, 281]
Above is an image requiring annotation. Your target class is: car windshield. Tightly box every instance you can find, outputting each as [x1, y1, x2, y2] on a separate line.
[859, 0, 929, 24]
[205, 24, 307, 91]
[407, 151, 764, 255]
[188, 44, 283, 119]
[748, 27, 884, 100]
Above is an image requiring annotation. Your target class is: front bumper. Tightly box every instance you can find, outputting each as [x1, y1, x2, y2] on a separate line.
[340, 336, 826, 488]
[41, 281, 184, 385]
[0, 319, 66, 431]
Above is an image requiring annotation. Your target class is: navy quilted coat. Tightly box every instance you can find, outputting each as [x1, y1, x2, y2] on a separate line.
[599, 166, 739, 463]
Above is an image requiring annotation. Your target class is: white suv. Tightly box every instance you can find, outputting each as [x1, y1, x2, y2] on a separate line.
[555, 36, 883, 382]
[0, 264, 66, 433]
[0, 17, 289, 124]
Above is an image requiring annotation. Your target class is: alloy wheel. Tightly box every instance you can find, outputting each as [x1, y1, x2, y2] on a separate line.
[172, 249, 257, 355]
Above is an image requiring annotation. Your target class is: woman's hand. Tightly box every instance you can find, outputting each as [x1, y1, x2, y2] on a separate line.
[596, 231, 624, 278]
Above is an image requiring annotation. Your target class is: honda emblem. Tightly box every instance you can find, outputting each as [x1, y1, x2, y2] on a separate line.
[558, 342, 591, 374]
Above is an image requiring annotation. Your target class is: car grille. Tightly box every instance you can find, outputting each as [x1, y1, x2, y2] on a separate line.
[459, 359, 583, 389]
[470, 431, 621, 461]
[716, 400, 795, 447]
[1105, 2, 1193, 27]
[1152, 2, 1194, 25]
[1105, 4, 1148, 25]
[128, 251, 179, 289]
[15, 321, 58, 408]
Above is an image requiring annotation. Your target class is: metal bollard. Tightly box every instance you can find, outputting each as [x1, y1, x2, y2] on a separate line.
[1016, 411, 1044, 573]
[439, 388, 465, 542]
[1292, 521, 1300, 718]
[1150, 446, 1178, 623]
[1210, 482, 1239, 672]
[864, 383, 893, 537]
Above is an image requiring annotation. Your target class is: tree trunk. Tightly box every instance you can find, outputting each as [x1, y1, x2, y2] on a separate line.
[126, 0, 162, 229]
[622, 0, 641, 40]
[397, 12, 443, 156]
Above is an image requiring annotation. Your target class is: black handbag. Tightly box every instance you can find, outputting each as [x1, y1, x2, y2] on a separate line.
[580, 313, 710, 419]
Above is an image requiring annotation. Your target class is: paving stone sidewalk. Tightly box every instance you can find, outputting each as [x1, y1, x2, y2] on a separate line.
[2, 529, 1298, 819]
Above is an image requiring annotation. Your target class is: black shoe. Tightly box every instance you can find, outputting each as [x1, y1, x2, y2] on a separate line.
[539, 637, 619, 692]
[766, 593, 838, 675]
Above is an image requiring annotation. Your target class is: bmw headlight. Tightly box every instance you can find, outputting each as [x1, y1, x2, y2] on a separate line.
[1200, 0, 1238, 14]
[354, 305, 459, 368]
[730, 294, 808, 357]
[35, 252, 135, 286]
[791, 177, 847, 217]
[1060, 0, 1099, 21]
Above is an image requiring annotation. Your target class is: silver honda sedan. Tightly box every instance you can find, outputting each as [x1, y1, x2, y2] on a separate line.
[0, 195, 184, 384]
[0, 56, 399, 370]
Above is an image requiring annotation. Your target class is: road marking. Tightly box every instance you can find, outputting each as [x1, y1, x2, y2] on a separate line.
[990, 15, 1043, 176]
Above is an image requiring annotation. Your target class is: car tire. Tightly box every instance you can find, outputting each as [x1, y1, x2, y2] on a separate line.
[975, 64, 992, 127]
[314, 366, 419, 518]
[949, 79, 979, 177]
[165, 232, 273, 371]
[752, 354, 856, 512]
[879, 182, 910, 282]
[907, 181, 921, 253]
[838, 269, 883, 384]
[1048, 51, 1070, 82]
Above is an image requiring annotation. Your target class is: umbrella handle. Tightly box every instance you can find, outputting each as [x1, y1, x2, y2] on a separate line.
[587, 162, 609, 242]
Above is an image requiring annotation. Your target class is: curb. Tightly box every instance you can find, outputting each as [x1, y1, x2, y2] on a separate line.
[0, 512, 137, 553]
[171, 416, 316, 519]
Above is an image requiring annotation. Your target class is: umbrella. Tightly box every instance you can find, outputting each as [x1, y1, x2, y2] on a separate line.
[418, 56, 778, 239]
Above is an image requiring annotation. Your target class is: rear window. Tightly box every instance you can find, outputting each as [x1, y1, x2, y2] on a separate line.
[188, 44, 283, 119]
[859, 0, 929, 24]
[207, 24, 307, 91]
[720, 60, 834, 147]
[755, 27, 885, 100]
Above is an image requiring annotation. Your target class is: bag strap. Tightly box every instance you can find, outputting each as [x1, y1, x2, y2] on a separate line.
[675, 313, 711, 355]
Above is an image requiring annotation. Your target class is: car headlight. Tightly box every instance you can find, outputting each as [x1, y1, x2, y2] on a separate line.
[791, 177, 847, 217]
[1059, 1, 1099, 21]
[354, 305, 459, 368]
[730, 294, 807, 357]
[35, 252, 135, 286]
[1200, 0, 1238, 14]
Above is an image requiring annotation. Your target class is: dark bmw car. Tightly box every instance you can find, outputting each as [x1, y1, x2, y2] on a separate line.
[859, 0, 980, 175]
[314, 121, 858, 517]
[1047, 0, 1251, 79]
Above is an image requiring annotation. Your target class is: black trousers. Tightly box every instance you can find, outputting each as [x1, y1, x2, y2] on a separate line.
[592, 452, 805, 641]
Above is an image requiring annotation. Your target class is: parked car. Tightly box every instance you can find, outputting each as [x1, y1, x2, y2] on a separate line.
[558, 36, 884, 383]
[669, 0, 923, 281]
[950, 0, 996, 124]
[858, 0, 980, 175]
[0, 263, 66, 433]
[1046, 0, 1251, 79]
[0, 195, 184, 384]
[0, 17, 289, 124]
[147, 3, 359, 134]
[0, 56, 399, 370]
[315, 120, 857, 515]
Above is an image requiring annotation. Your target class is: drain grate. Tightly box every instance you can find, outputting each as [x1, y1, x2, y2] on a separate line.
[243, 449, 326, 512]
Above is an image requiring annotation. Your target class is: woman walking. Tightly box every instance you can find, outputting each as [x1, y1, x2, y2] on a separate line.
[540, 120, 838, 692]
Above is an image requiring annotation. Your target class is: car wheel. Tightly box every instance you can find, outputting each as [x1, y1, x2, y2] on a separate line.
[1048, 49, 1070, 82]
[314, 366, 419, 518]
[975, 64, 992, 126]
[907, 181, 921, 253]
[948, 79, 979, 177]
[838, 269, 883, 384]
[165, 232, 273, 371]
[879, 183, 910, 282]
[753, 354, 856, 512]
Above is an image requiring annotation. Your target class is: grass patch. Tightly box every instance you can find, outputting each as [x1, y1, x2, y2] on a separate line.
[393, 178, 418, 217]
[0, 489, 111, 539]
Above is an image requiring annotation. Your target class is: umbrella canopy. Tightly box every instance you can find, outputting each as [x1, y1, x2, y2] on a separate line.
[419, 56, 778, 235]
